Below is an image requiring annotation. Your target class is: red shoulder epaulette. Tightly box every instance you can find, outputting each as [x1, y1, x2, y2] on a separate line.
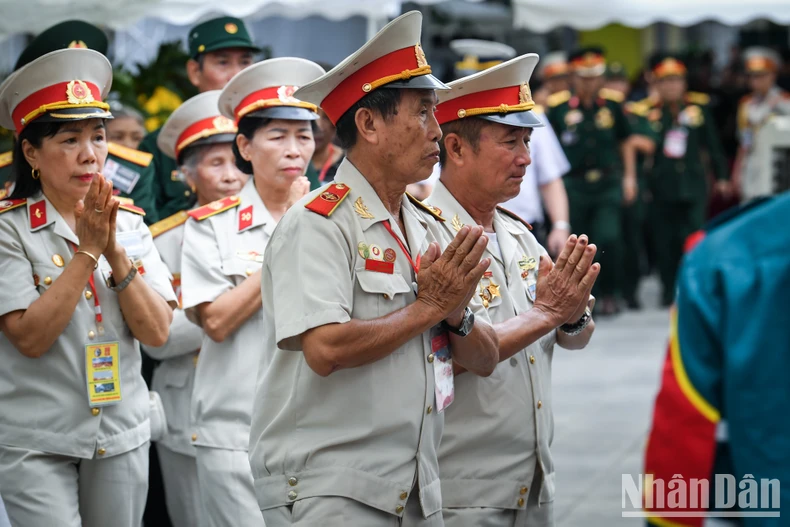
[150, 210, 189, 238]
[496, 205, 533, 231]
[118, 203, 146, 216]
[0, 198, 26, 214]
[406, 192, 445, 221]
[305, 183, 351, 217]
[187, 196, 241, 221]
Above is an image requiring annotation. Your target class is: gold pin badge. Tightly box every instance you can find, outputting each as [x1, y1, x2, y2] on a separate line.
[52, 254, 65, 267]
[225, 23, 238, 34]
[358, 242, 370, 259]
[353, 197, 374, 219]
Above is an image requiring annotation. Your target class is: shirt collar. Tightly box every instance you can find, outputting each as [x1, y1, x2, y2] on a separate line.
[237, 178, 276, 236]
[27, 192, 79, 245]
[334, 159, 394, 232]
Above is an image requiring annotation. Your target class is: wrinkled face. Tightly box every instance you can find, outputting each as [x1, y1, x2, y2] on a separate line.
[237, 119, 315, 188]
[467, 122, 533, 204]
[185, 143, 249, 205]
[313, 109, 337, 153]
[23, 118, 107, 204]
[106, 116, 146, 150]
[657, 76, 687, 103]
[572, 74, 604, 99]
[748, 71, 776, 94]
[190, 49, 255, 92]
[377, 89, 442, 184]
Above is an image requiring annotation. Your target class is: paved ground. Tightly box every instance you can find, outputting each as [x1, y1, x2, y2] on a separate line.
[553, 277, 670, 526]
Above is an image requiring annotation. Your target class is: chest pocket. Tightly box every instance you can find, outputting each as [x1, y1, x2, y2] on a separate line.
[354, 270, 412, 319]
[31, 260, 64, 293]
[220, 255, 262, 285]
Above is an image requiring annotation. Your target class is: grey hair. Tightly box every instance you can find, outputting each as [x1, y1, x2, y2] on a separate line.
[108, 100, 145, 127]
[179, 145, 206, 180]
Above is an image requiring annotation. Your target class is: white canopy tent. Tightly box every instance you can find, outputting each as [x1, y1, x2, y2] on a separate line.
[512, 0, 790, 31]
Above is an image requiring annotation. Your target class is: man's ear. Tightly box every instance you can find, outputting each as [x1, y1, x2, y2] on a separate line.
[353, 107, 380, 147]
[443, 133, 466, 167]
[236, 133, 251, 161]
[186, 58, 202, 89]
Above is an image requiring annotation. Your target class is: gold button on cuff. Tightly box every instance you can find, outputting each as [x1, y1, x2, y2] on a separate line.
[288, 476, 298, 486]
[529, 355, 535, 364]
[426, 406, 433, 415]
[85, 290, 93, 300]
[191, 433, 198, 442]
[395, 505, 405, 514]
[537, 400, 543, 409]
[44, 276, 52, 286]
[427, 354, 435, 363]
[288, 490, 298, 501]
[97, 448, 106, 456]
[88, 330, 96, 340]
[520, 486, 528, 495]
[518, 498, 525, 507]
[91, 408, 100, 416]
[400, 492, 408, 500]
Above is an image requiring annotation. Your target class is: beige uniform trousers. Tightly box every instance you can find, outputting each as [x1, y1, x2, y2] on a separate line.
[0, 443, 148, 527]
[156, 444, 200, 527]
[194, 446, 265, 527]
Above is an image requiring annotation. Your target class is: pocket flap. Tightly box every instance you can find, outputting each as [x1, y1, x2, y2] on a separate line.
[356, 271, 411, 298]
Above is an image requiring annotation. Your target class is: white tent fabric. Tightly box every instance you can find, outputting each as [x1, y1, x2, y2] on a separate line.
[513, 0, 790, 31]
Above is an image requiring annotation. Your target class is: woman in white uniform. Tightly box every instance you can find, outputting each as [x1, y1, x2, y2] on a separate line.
[180, 57, 324, 527]
[0, 49, 176, 527]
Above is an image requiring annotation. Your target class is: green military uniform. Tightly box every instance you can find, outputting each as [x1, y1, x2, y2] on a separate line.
[0, 151, 11, 196]
[547, 50, 632, 308]
[139, 16, 259, 220]
[646, 55, 728, 305]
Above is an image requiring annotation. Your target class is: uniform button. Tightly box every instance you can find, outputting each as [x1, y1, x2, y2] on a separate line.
[85, 290, 93, 300]
[529, 355, 535, 364]
[245, 268, 254, 276]
[184, 190, 191, 197]
[427, 354, 435, 363]
[91, 408, 100, 416]
[520, 486, 528, 495]
[97, 448, 106, 456]
[395, 505, 405, 514]
[44, 276, 52, 286]
[88, 330, 96, 340]
[537, 400, 543, 409]
[426, 406, 433, 415]
[288, 476, 298, 486]
[400, 492, 408, 500]
[382, 294, 389, 299]
[191, 433, 198, 442]
[510, 357, 518, 367]
[287, 490, 298, 501]
[518, 498, 525, 507]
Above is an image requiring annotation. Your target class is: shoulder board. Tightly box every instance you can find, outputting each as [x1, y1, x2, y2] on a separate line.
[114, 196, 135, 206]
[406, 193, 445, 221]
[0, 188, 7, 200]
[547, 90, 571, 108]
[625, 101, 649, 116]
[685, 91, 710, 105]
[0, 198, 26, 214]
[150, 210, 189, 238]
[0, 150, 12, 169]
[107, 142, 153, 167]
[599, 87, 625, 103]
[118, 203, 146, 216]
[496, 206, 532, 231]
[305, 183, 351, 217]
[532, 104, 545, 115]
[187, 195, 241, 221]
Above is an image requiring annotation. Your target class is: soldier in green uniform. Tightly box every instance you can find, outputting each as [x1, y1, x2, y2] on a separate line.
[644, 54, 730, 306]
[1, 20, 160, 223]
[547, 47, 637, 316]
[138, 16, 259, 220]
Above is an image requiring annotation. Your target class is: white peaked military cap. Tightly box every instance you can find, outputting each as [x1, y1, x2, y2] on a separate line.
[436, 53, 544, 129]
[0, 48, 112, 133]
[158, 91, 237, 162]
[218, 57, 325, 124]
[294, 11, 449, 125]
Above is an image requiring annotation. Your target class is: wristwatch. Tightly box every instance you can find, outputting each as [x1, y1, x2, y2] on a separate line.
[443, 307, 475, 337]
[559, 307, 592, 336]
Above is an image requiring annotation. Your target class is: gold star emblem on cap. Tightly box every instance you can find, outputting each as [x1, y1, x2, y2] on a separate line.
[212, 115, 236, 132]
[68, 40, 88, 49]
[225, 23, 238, 34]
[66, 80, 94, 105]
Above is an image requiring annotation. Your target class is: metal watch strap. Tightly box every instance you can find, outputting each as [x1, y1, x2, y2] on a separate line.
[109, 259, 137, 293]
[559, 308, 592, 336]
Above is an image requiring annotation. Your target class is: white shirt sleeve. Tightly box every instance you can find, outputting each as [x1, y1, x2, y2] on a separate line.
[532, 113, 570, 186]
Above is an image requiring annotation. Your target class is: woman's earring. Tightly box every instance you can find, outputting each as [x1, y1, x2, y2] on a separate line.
[31, 168, 40, 180]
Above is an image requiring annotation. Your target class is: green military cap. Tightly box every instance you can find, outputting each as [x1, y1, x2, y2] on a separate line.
[15, 20, 108, 71]
[606, 61, 628, 80]
[188, 16, 260, 59]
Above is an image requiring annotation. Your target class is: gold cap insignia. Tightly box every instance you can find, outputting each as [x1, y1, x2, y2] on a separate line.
[415, 44, 428, 68]
[519, 83, 532, 105]
[66, 80, 95, 105]
[68, 40, 88, 49]
[212, 115, 236, 132]
[277, 85, 299, 104]
[225, 23, 238, 34]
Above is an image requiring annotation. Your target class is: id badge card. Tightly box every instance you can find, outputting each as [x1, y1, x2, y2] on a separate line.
[85, 334, 122, 407]
[430, 326, 454, 413]
[663, 128, 688, 159]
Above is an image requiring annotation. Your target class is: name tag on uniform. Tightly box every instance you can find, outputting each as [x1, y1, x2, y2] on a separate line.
[663, 128, 688, 159]
[85, 339, 122, 407]
[430, 327, 454, 413]
[103, 158, 140, 194]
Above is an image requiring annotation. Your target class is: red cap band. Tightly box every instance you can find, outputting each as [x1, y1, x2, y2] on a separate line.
[12, 80, 104, 133]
